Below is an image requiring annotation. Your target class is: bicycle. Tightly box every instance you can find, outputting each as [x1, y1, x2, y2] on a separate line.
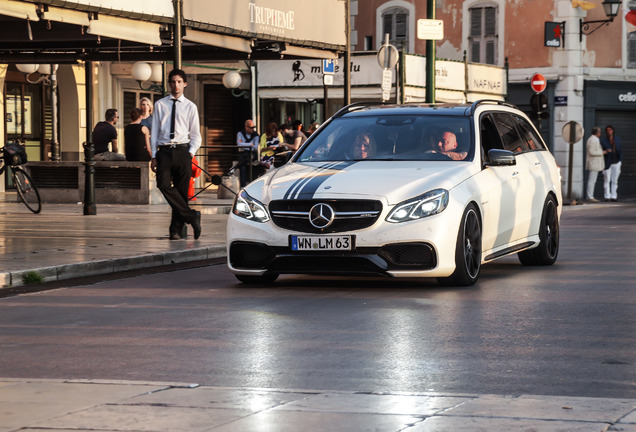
[1, 139, 42, 214]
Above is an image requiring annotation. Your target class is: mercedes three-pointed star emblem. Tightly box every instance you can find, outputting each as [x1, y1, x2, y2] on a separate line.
[309, 203, 335, 229]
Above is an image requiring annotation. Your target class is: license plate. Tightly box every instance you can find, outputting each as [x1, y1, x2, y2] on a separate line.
[291, 235, 352, 251]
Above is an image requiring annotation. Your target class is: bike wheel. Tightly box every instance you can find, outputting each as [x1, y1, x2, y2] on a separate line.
[12, 168, 42, 214]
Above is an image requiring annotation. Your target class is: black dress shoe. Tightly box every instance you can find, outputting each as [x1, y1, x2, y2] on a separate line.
[192, 211, 202, 239]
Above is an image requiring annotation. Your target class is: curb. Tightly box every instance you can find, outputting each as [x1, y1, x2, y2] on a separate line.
[0, 245, 226, 288]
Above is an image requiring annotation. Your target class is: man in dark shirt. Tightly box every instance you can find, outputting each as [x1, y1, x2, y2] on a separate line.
[92, 108, 126, 161]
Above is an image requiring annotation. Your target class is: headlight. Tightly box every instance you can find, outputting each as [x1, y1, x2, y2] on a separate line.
[386, 189, 449, 223]
[233, 190, 270, 223]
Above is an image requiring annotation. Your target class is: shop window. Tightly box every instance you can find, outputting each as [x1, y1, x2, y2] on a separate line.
[629, 31, 636, 69]
[469, 4, 498, 65]
[382, 7, 409, 51]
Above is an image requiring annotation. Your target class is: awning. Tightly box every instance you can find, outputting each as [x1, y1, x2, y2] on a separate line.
[259, 87, 385, 102]
[283, 45, 337, 60]
[87, 14, 162, 46]
[1, 0, 39, 20]
[42, 6, 90, 27]
[184, 29, 252, 53]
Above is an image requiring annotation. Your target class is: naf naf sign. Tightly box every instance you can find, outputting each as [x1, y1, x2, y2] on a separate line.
[545, 22, 564, 47]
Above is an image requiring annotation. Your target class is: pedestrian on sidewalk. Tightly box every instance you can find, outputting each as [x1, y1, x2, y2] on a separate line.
[92, 108, 126, 161]
[124, 108, 151, 162]
[585, 127, 604, 202]
[236, 119, 260, 187]
[151, 69, 202, 240]
[600, 125, 623, 202]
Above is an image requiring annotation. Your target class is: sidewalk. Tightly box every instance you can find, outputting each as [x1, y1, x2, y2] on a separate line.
[1, 378, 636, 431]
[0, 190, 233, 289]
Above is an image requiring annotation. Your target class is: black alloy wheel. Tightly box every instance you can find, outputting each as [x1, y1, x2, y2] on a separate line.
[439, 203, 481, 286]
[518, 195, 559, 266]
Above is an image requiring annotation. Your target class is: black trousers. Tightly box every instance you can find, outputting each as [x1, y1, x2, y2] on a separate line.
[156, 146, 196, 234]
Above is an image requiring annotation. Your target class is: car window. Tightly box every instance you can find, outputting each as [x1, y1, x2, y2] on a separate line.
[491, 112, 528, 154]
[513, 114, 545, 151]
[295, 115, 473, 162]
[479, 114, 504, 163]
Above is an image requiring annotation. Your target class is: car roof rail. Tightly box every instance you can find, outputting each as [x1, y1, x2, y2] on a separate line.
[469, 99, 518, 115]
[332, 102, 382, 118]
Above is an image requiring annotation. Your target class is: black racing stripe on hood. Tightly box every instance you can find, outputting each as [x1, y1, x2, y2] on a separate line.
[284, 161, 356, 200]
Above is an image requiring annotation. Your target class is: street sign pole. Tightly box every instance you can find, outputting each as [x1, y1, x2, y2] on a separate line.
[425, 0, 436, 103]
[562, 120, 583, 204]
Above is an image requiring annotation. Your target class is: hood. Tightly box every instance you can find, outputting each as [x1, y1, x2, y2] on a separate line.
[244, 161, 476, 205]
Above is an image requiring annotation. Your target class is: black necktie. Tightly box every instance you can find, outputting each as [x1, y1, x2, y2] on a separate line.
[170, 99, 177, 140]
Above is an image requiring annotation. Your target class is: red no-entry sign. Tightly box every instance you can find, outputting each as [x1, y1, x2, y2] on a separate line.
[530, 73, 547, 93]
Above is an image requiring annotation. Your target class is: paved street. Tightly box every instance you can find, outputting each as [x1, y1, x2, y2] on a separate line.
[1, 196, 636, 430]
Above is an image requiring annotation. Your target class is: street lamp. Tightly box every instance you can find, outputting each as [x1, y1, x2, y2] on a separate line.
[580, 0, 622, 40]
[131, 62, 164, 94]
[222, 70, 248, 98]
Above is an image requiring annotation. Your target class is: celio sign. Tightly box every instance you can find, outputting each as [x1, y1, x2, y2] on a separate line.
[618, 92, 636, 102]
[249, 3, 295, 31]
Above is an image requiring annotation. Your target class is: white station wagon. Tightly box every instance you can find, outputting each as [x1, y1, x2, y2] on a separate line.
[226, 101, 562, 286]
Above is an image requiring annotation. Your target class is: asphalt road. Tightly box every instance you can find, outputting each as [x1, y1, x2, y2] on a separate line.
[1, 202, 635, 399]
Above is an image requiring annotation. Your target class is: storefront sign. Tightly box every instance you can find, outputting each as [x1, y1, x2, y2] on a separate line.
[258, 55, 387, 87]
[184, 0, 346, 48]
[467, 64, 506, 95]
[618, 92, 636, 102]
[545, 22, 564, 47]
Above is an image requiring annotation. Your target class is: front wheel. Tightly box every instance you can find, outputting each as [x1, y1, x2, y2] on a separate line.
[438, 204, 481, 286]
[518, 195, 559, 266]
[12, 168, 41, 214]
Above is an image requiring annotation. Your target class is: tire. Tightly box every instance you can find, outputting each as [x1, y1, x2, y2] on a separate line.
[518, 195, 559, 266]
[235, 272, 279, 284]
[439, 204, 481, 286]
[12, 168, 42, 214]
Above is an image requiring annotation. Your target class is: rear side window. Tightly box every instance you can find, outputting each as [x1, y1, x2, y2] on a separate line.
[513, 114, 545, 151]
[491, 112, 528, 154]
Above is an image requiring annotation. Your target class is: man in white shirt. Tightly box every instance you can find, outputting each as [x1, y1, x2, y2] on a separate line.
[236, 119, 260, 187]
[151, 69, 202, 240]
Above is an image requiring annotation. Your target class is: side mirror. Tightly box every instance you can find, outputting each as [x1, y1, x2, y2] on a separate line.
[273, 150, 293, 167]
[486, 149, 516, 167]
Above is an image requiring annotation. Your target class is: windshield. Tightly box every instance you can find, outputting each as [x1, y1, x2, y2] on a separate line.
[296, 114, 473, 162]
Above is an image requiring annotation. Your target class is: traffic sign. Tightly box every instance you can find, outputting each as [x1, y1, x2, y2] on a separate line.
[530, 73, 547, 93]
[323, 74, 333, 86]
[417, 19, 444, 40]
[377, 44, 399, 69]
[562, 121, 583, 144]
[322, 59, 335, 74]
[381, 69, 392, 102]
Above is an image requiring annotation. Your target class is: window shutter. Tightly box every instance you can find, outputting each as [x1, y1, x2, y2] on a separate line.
[629, 32, 636, 69]
[471, 41, 481, 63]
[383, 14, 392, 39]
[485, 7, 496, 36]
[396, 13, 407, 39]
[470, 8, 482, 37]
[486, 40, 495, 65]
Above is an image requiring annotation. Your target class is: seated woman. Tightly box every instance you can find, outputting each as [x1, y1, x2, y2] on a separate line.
[348, 132, 376, 160]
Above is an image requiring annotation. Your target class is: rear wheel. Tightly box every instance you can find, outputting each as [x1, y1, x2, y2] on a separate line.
[235, 272, 279, 284]
[439, 204, 481, 286]
[12, 168, 41, 214]
[518, 195, 559, 266]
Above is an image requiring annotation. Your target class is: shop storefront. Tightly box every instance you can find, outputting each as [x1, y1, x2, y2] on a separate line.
[584, 82, 636, 198]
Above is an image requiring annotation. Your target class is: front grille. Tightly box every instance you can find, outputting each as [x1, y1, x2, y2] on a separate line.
[269, 199, 383, 233]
